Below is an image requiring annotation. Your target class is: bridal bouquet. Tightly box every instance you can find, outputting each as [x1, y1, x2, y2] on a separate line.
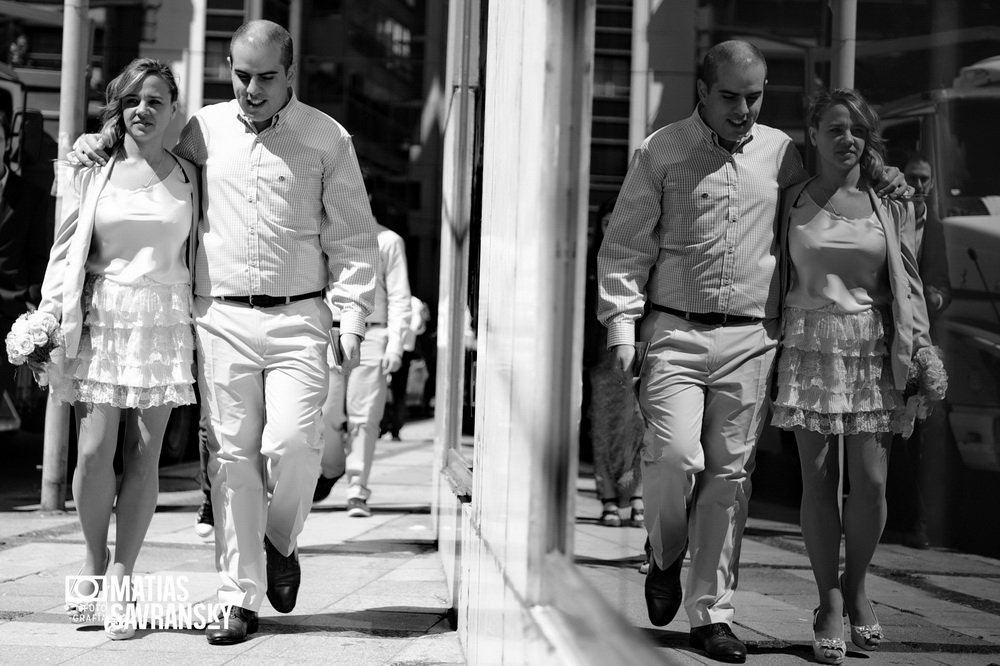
[900, 346, 948, 439]
[5, 311, 61, 387]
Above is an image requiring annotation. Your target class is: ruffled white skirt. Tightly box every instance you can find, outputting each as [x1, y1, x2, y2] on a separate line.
[56, 274, 196, 408]
[771, 305, 905, 435]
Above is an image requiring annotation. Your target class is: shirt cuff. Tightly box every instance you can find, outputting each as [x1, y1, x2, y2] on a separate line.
[606, 320, 635, 349]
[338, 311, 367, 339]
[385, 339, 404, 359]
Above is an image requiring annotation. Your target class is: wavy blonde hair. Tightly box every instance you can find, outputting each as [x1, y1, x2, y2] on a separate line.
[807, 87, 886, 189]
[99, 58, 179, 159]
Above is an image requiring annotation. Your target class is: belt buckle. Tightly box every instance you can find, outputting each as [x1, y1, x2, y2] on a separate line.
[702, 312, 726, 325]
[248, 295, 278, 308]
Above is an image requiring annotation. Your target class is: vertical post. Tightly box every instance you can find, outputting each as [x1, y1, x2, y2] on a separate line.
[629, 0, 651, 153]
[288, 0, 302, 97]
[830, 0, 857, 88]
[43, 0, 90, 513]
[186, 0, 206, 120]
[829, 0, 855, 516]
[434, 0, 478, 468]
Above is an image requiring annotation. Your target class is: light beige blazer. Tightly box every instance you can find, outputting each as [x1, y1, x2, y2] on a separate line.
[779, 179, 931, 391]
[38, 152, 200, 359]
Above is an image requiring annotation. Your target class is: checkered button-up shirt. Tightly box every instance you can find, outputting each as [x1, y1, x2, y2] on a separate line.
[597, 108, 806, 347]
[175, 96, 377, 337]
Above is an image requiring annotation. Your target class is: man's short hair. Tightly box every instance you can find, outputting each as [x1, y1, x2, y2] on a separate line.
[0, 109, 10, 139]
[231, 20, 293, 70]
[905, 151, 932, 172]
[701, 40, 768, 89]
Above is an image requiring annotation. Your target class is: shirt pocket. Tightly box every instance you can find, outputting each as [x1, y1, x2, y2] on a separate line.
[265, 160, 323, 227]
[659, 181, 725, 248]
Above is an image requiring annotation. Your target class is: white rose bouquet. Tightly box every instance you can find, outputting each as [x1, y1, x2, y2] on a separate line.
[900, 345, 948, 439]
[5, 311, 62, 387]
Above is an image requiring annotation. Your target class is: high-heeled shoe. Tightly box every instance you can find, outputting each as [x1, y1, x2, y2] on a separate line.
[840, 574, 883, 651]
[65, 547, 111, 619]
[811, 608, 846, 665]
[104, 601, 136, 640]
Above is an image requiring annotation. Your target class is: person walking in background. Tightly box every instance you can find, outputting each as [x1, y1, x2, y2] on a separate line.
[597, 41, 907, 663]
[73, 20, 378, 645]
[586, 196, 644, 529]
[382, 293, 429, 441]
[0, 109, 47, 409]
[313, 173, 412, 516]
[40, 58, 200, 641]
[894, 152, 951, 549]
[771, 88, 938, 664]
[193, 407, 215, 539]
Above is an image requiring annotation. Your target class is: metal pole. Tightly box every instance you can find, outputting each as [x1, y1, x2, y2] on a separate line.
[830, 0, 857, 88]
[42, 0, 89, 513]
[288, 0, 302, 97]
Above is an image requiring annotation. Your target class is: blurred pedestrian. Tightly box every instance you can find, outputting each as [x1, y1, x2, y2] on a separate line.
[586, 196, 644, 529]
[893, 152, 951, 549]
[0, 109, 47, 408]
[381, 294, 429, 440]
[771, 88, 938, 663]
[314, 176, 412, 516]
[41, 58, 199, 641]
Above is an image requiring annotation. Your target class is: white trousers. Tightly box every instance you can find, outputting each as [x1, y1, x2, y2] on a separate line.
[639, 310, 778, 628]
[320, 326, 389, 500]
[194, 296, 331, 611]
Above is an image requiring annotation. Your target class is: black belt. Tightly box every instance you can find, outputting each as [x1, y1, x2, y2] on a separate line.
[652, 303, 762, 326]
[331, 320, 386, 329]
[217, 291, 323, 308]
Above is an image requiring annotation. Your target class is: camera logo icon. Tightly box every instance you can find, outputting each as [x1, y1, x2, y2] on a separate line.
[65, 575, 107, 604]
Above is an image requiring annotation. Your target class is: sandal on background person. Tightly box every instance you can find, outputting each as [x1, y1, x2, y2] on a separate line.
[628, 495, 644, 528]
[599, 500, 622, 527]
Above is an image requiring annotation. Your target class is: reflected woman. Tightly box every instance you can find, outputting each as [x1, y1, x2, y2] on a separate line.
[771, 88, 934, 664]
[39, 58, 199, 640]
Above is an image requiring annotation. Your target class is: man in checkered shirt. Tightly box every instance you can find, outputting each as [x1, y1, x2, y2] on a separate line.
[74, 20, 378, 645]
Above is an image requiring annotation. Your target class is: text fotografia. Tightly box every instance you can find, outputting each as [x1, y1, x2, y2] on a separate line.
[65, 574, 232, 630]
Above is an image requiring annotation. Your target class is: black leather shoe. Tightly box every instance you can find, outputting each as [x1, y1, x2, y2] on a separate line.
[644, 547, 684, 626]
[264, 536, 300, 613]
[689, 622, 747, 663]
[206, 606, 258, 645]
[312, 474, 342, 502]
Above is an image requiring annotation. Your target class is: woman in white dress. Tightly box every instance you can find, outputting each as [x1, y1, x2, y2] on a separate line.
[39, 58, 200, 640]
[772, 88, 937, 664]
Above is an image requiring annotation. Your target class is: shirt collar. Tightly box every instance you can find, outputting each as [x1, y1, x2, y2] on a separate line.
[692, 104, 755, 154]
[235, 89, 298, 133]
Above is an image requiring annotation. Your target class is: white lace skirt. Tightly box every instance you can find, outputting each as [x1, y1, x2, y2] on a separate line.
[56, 274, 196, 408]
[771, 305, 905, 435]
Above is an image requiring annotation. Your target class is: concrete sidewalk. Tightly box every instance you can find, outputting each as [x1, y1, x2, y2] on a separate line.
[575, 466, 1000, 665]
[0, 418, 464, 665]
